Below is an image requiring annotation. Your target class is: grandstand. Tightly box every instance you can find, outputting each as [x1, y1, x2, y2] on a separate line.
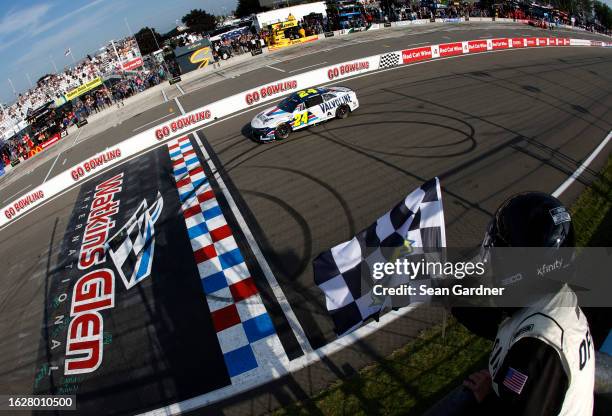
[0, 36, 140, 142]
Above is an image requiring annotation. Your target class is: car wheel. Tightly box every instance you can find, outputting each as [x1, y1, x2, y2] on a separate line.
[274, 123, 290, 140]
[336, 104, 350, 119]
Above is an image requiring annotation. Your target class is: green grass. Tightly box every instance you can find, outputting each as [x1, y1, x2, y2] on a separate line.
[570, 155, 612, 247]
[275, 321, 492, 416]
[275, 156, 612, 416]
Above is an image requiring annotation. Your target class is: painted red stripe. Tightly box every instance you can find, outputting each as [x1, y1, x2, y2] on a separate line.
[189, 165, 204, 176]
[210, 224, 232, 242]
[168, 143, 179, 150]
[172, 158, 184, 166]
[183, 204, 201, 219]
[194, 244, 217, 263]
[197, 190, 215, 203]
[183, 149, 196, 157]
[211, 304, 240, 332]
[176, 176, 191, 188]
[230, 277, 258, 302]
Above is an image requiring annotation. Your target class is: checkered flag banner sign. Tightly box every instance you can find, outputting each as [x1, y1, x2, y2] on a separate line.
[107, 192, 164, 290]
[314, 178, 446, 336]
[379, 52, 401, 69]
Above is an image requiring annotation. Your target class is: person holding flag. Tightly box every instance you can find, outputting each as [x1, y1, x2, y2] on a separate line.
[445, 193, 594, 416]
[314, 181, 595, 416]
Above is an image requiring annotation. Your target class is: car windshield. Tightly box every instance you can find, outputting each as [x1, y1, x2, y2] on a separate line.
[278, 95, 301, 112]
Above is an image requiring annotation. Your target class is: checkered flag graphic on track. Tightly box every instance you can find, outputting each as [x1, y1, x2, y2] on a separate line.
[107, 192, 163, 290]
[379, 52, 401, 69]
[313, 178, 446, 336]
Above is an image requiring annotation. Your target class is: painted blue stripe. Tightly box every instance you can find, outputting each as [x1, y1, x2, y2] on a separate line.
[169, 150, 181, 158]
[203, 205, 222, 220]
[136, 245, 152, 281]
[218, 248, 244, 269]
[242, 313, 275, 343]
[180, 142, 192, 149]
[185, 156, 199, 166]
[201, 271, 227, 294]
[179, 191, 196, 203]
[174, 166, 188, 176]
[134, 224, 153, 281]
[223, 345, 258, 377]
[192, 178, 207, 189]
[187, 222, 208, 239]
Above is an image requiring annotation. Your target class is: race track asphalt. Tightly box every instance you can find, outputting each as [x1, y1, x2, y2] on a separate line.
[198, 44, 612, 346]
[0, 23, 610, 415]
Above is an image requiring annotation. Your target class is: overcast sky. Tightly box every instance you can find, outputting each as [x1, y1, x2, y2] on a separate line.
[0, 0, 237, 103]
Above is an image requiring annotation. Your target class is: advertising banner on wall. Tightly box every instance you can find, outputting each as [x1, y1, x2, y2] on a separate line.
[65, 77, 103, 101]
[174, 39, 214, 74]
[268, 35, 319, 51]
[122, 57, 143, 71]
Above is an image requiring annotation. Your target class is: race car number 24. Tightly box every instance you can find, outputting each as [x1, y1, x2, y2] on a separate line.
[293, 112, 309, 127]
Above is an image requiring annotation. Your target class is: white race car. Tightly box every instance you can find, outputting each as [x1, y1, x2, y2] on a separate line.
[250, 86, 359, 142]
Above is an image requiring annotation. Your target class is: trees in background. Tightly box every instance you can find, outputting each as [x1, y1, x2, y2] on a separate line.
[181, 9, 217, 33]
[135, 27, 163, 55]
[235, 0, 269, 18]
[593, 0, 612, 28]
[550, 0, 611, 28]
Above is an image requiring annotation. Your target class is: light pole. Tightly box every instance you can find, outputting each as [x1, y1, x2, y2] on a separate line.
[49, 55, 58, 73]
[125, 18, 144, 59]
[148, 27, 170, 75]
[7, 79, 17, 96]
[67, 48, 76, 65]
[110, 39, 121, 63]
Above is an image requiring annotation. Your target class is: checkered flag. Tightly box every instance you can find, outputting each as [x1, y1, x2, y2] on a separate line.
[379, 52, 401, 69]
[314, 178, 446, 336]
[107, 192, 163, 290]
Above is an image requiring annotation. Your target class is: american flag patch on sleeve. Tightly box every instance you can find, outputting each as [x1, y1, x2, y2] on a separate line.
[503, 367, 529, 394]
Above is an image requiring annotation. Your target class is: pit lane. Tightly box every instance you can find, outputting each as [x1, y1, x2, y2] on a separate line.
[0, 25, 610, 415]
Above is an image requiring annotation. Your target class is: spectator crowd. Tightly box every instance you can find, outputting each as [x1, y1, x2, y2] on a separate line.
[0, 38, 146, 140]
[0, 35, 169, 168]
[1, 1, 608, 172]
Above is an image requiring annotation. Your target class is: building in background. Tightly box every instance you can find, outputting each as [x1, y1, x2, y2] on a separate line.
[258, 0, 308, 9]
[254, 1, 328, 29]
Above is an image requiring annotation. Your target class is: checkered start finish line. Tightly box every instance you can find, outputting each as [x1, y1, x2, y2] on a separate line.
[167, 136, 285, 381]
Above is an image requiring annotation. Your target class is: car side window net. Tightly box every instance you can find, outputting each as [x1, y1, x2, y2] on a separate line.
[306, 95, 324, 107]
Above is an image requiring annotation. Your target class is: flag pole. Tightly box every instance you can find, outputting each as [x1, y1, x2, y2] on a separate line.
[124, 17, 143, 58]
[7, 78, 17, 96]
[49, 55, 58, 73]
[110, 39, 121, 62]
